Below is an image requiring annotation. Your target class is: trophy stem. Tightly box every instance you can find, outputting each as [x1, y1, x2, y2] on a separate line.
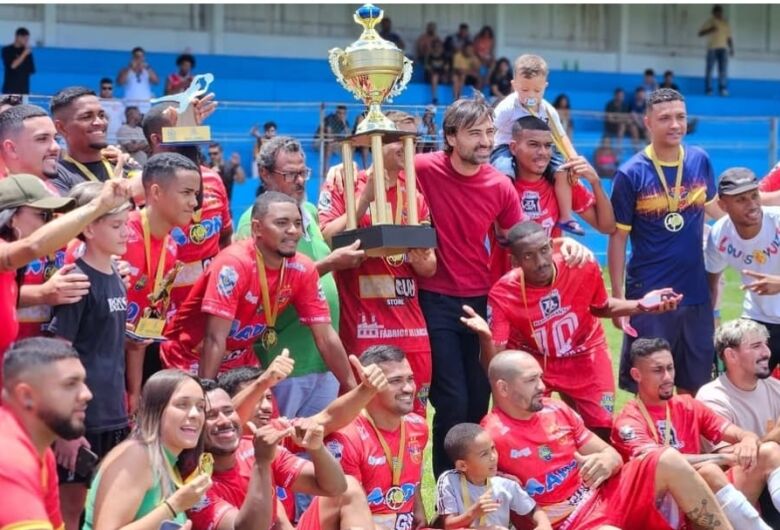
[371, 133, 388, 225]
[342, 141, 357, 230]
[403, 136, 418, 226]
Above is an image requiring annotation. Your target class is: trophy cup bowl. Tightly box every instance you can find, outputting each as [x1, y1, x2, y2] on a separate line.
[329, 3, 412, 135]
[327, 4, 437, 257]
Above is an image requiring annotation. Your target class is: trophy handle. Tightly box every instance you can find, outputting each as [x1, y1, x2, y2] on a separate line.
[387, 57, 413, 102]
[328, 48, 353, 95]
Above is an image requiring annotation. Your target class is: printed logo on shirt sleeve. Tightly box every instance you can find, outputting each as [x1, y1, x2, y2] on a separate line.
[217, 265, 238, 297]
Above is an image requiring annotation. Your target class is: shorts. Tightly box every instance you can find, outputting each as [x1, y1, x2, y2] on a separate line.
[572, 448, 675, 530]
[295, 496, 321, 530]
[407, 349, 432, 417]
[532, 349, 615, 429]
[57, 426, 130, 484]
[618, 304, 715, 393]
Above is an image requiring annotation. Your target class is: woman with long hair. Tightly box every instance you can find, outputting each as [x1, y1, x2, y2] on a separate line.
[84, 369, 212, 530]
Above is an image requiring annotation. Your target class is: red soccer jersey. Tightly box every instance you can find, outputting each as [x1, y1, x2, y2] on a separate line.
[488, 256, 609, 359]
[611, 395, 731, 461]
[122, 210, 179, 326]
[325, 413, 428, 529]
[414, 151, 524, 297]
[482, 400, 595, 527]
[0, 407, 64, 530]
[170, 167, 232, 310]
[490, 177, 595, 282]
[0, 241, 19, 385]
[188, 437, 305, 530]
[161, 240, 331, 373]
[16, 249, 67, 340]
[319, 170, 431, 355]
[760, 161, 780, 192]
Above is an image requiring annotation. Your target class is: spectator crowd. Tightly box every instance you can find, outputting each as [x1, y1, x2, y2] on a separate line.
[4, 7, 780, 530]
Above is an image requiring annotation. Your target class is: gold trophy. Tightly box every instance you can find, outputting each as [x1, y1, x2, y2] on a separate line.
[328, 3, 436, 256]
[149, 73, 214, 145]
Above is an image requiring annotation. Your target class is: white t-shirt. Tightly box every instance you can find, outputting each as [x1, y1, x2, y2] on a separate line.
[493, 93, 566, 147]
[122, 68, 153, 113]
[435, 470, 535, 527]
[704, 207, 780, 324]
[696, 374, 780, 447]
[100, 98, 125, 145]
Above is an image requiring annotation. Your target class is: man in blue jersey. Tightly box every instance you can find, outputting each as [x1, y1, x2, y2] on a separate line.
[608, 88, 724, 394]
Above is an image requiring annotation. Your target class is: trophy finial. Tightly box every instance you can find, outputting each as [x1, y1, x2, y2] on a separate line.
[354, 4, 383, 32]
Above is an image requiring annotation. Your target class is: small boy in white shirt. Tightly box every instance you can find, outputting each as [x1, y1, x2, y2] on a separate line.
[435, 423, 551, 530]
[491, 54, 583, 236]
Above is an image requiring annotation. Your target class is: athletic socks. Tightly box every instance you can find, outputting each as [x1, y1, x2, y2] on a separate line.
[768, 466, 780, 512]
[715, 483, 772, 530]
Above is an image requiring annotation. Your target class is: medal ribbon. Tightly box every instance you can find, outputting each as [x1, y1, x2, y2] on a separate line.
[460, 474, 491, 526]
[255, 250, 286, 332]
[517, 263, 558, 371]
[636, 398, 672, 447]
[141, 210, 169, 299]
[63, 155, 116, 182]
[363, 411, 406, 486]
[645, 145, 685, 214]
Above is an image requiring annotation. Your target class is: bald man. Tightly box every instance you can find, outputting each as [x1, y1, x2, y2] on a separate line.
[481, 350, 733, 530]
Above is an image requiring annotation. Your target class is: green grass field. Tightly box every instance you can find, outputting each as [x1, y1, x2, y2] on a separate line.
[418, 268, 746, 516]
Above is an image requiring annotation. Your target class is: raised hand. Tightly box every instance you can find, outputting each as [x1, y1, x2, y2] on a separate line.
[349, 354, 388, 394]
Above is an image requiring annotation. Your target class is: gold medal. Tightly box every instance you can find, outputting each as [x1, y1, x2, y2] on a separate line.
[664, 212, 685, 233]
[255, 250, 286, 351]
[384, 485, 406, 511]
[43, 262, 57, 281]
[197, 452, 214, 477]
[189, 223, 208, 244]
[261, 327, 278, 350]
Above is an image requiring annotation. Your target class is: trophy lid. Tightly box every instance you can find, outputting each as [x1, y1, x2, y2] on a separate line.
[345, 3, 402, 53]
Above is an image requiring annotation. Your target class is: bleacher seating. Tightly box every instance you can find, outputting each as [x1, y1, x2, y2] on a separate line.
[11, 46, 780, 262]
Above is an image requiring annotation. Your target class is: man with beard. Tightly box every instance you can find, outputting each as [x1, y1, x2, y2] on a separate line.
[234, 136, 363, 422]
[704, 168, 780, 370]
[0, 104, 61, 192]
[325, 345, 429, 530]
[0, 104, 94, 342]
[50, 86, 119, 194]
[189, 351, 386, 530]
[0, 337, 92, 529]
[162, 191, 356, 392]
[141, 100, 231, 313]
[613, 337, 780, 530]
[489, 116, 615, 282]
[483, 350, 735, 530]
[461, 221, 680, 440]
[698, 320, 780, 525]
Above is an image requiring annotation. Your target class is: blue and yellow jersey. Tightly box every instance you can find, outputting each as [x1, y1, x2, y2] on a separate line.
[611, 145, 716, 305]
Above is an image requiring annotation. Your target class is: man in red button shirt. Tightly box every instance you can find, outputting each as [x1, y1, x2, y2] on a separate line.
[613, 337, 780, 530]
[162, 191, 356, 390]
[0, 337, 93, 530]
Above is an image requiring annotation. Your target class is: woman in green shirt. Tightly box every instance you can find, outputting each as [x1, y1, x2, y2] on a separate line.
[84, 369, 212, 530]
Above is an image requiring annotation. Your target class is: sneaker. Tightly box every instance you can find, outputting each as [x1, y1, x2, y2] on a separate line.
[557, 219, 585, 236]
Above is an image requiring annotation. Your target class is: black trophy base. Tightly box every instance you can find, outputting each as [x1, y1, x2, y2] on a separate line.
[332, 225, 437, 257]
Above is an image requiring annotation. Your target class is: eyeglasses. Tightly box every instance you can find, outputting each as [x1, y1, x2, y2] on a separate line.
[272, 168, 311, 182]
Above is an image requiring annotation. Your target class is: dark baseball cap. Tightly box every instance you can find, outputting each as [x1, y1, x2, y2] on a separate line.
[717, 167, 759, 196]
[0, 174, 74, 211]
